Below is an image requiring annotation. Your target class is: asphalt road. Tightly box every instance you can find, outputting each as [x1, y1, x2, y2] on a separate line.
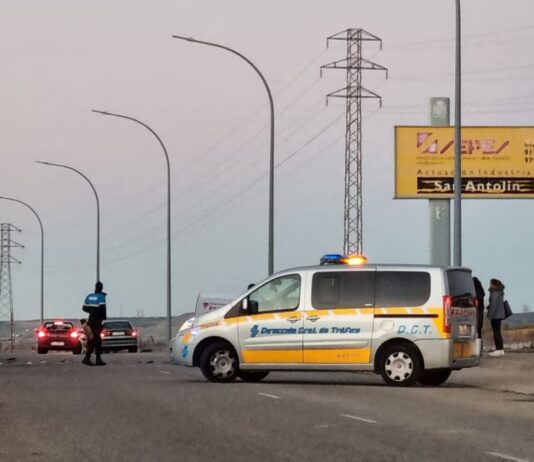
[1, 352, 532, 462]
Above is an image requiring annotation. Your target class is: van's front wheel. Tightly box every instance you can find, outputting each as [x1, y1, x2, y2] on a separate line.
[379, 344, 422, 387]
[199, 342, 238, 383]
[418, 368, 451, 386]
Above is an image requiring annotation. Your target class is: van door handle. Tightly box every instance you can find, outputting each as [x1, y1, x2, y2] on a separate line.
[286, 317, 300, 324]
[307, 316, 320, 322]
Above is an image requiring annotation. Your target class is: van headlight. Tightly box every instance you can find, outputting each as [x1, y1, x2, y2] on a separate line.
[178, 317, 195, 333]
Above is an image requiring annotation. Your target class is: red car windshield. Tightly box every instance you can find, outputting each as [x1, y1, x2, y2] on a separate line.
[43, 322, 74, 333]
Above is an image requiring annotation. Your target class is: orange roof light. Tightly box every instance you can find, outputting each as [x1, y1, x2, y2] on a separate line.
[342, 255, 368, 266]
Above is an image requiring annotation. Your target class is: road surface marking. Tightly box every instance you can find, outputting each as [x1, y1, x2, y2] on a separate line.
[486, 452, 530, 462]
[258, 393, 280, 399]
[159, 370, 170, 375]
[341, 414, 378, 424]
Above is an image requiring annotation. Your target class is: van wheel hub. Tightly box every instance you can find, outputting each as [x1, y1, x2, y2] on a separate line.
[385, 352, 413, 382]
[210, 350, 236, 378]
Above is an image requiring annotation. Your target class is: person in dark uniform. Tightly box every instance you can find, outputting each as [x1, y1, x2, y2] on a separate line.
[473, 277, 485, 339]
[82, 281, 107, 366]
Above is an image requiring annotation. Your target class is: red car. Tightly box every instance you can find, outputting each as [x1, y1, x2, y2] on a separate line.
[36, 320, 82, 355]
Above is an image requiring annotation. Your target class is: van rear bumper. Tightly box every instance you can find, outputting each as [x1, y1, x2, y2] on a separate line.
[414, 338, 481, 370]
[451, 338, 481, 369]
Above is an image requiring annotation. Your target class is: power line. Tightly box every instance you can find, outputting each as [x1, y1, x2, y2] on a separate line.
[387, 23, 534, 51]
[103, 112, 345, 265]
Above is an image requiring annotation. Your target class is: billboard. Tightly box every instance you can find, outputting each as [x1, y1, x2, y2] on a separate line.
[395, 126, 534, 199]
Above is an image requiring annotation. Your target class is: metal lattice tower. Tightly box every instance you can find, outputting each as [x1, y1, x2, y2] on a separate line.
[0, 224, 22, 347]
[321, 29, 387, 255]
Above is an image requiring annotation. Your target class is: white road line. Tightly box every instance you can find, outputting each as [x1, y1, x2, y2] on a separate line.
[340, 414, 378, 424]
[159, 370, 170, 375]
[486, 452, 530, 462]
[258, 392, 281, 400]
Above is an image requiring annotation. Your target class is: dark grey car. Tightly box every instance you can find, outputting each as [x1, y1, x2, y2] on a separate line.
[101, 320, 138, 353]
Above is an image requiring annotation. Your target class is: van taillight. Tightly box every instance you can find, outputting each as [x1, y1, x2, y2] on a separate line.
[443, 295, 452, 334]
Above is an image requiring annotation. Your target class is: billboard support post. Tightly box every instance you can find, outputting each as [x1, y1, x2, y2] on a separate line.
[429, 98, 451, 268]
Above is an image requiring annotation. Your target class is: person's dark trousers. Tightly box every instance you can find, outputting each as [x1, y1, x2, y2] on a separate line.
[476, 308, 484, 339]
[83, 337, 95, 364]
[92, 329, 105, 365]
[491, 319, 504, 350]
[83, 330, 105, 364]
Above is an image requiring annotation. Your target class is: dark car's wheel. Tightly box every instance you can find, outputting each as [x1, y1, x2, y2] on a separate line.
[418, 368, 452, 386]
[199, 342, 238, 383]
[37, 347, 48, 354]
[237, 370, 270, 382]
[128, 346, 138, 353]
[72, 345, 82, 355]
[379, 344, 422, 387]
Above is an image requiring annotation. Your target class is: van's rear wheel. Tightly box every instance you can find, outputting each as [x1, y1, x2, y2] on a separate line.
[379, 344, 421, 387]
[237, 370, 270, 382]
[418, 369, 451, 386]
[200, 342, 238, 383]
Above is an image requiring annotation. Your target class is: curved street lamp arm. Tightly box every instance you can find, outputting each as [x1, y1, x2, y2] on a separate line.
[171, 36, 274, 114]
[36, 160, 100, 282]
[90, 111, 171, 175]
[0, 196, 44, 237]
[35, 161, 100, 211]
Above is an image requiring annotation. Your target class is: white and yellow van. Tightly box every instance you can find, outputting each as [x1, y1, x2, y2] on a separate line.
[170, 255, 480, 386]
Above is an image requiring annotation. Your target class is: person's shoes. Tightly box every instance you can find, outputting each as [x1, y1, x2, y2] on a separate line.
[81, 358, 94, 366]
[488, 350, 504, 357]
[95, 359, 107, 366]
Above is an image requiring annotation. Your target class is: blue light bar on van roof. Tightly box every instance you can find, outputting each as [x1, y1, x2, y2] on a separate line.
[320, 254, 344, 265]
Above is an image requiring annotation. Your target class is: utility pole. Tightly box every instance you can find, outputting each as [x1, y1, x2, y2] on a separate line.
[0, 224, 23, 351]
[429, 98, 451, 267]
[453, 0, 463, 266]
[321, 29, 387, 255]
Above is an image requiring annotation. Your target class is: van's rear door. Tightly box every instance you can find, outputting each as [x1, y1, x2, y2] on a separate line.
[445, 269, 480, 364]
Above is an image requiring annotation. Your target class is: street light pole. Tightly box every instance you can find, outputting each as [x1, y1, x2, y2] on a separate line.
[91, 110, 173, 341]
[453, 0, 462, 266]
[36, 161, 101, 282]
[172, 35, 275, 276]
[0, 196, 44, 323]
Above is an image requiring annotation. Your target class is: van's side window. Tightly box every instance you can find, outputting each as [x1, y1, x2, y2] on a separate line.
[311, 271, 375, 309]
[249, 274, 301, 313]
[375, 271, 431, 307]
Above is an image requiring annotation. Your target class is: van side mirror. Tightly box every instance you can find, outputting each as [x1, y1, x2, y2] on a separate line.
[241, 298, 259, 314]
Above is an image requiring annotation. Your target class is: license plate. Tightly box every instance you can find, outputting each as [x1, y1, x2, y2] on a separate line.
[458, 324, 471, 336]
[112, 332, 125, 336]
[51, 341, 64, 346]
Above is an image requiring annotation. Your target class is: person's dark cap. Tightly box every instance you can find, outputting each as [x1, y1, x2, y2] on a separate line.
[95, 281, 104, 292]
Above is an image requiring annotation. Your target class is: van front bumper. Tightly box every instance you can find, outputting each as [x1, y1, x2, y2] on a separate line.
[169, 333, 195, 367]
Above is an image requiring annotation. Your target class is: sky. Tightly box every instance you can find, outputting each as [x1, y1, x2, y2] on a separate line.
[0, 0, 533, 321]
